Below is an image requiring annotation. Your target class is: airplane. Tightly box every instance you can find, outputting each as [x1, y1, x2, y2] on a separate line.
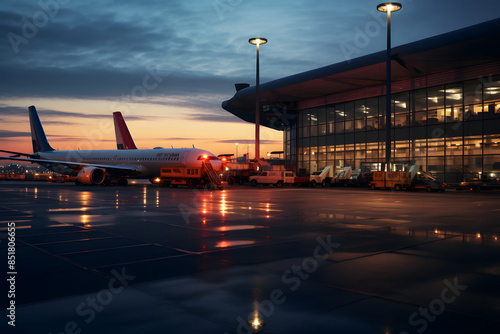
[0, 106, 222, 187]
[113, 111, 137, 150]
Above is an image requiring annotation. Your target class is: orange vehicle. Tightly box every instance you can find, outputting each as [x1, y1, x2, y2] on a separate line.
[159, 161, 222, 189]
[369, 171, 411, 191]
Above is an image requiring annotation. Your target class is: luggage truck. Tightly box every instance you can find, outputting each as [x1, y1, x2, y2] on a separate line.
[309, 166, 334, 187]
[330, 167, 352, 187]
[159, 160, 223, 189]
[224, 169, 257, 185]
[369, 171, 412, 191]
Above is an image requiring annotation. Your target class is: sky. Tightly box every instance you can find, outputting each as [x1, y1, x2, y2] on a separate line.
[1, 0, 500, 158]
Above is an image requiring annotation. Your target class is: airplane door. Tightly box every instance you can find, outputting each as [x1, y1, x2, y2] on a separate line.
[180, 151, 190, 166]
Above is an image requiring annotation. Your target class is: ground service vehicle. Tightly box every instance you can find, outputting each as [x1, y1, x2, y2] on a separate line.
[348, 169, 361, 185]
[369, 171, 412, 191]
[224, 169, 256, 185]
[250, 171, 295, 187]
[159, 161, 222, 189]
[309, 166, 333, 187]
[331, 167, 352, 186]
[412, 171, 446, 192]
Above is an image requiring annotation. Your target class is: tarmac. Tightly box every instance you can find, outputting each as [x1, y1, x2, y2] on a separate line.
[1, 181, 499, 334]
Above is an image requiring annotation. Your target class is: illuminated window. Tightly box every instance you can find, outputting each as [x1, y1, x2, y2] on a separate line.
[445, 84, 463, 122]
[446, 138, 464, 156]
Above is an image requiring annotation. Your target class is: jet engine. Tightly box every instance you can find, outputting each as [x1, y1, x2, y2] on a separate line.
[76, 167, 106, 185]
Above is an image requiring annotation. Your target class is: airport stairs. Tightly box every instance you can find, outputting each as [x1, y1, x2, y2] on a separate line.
[202, 161, 223, 189]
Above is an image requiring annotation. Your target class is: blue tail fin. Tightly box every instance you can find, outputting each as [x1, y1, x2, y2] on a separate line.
[29, 106, 54, 153]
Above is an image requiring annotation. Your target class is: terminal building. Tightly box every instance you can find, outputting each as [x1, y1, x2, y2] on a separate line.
[222, 18, 500, 183]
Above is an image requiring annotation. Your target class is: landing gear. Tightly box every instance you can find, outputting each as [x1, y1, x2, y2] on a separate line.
[102, 176, 112, 186]
[117, 178, 128, 186]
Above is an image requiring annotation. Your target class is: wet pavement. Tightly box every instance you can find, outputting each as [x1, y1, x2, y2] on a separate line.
[1, 181, 499, 333]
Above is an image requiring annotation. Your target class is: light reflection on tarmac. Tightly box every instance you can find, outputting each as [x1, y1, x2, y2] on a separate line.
[0, 182, 499, 333]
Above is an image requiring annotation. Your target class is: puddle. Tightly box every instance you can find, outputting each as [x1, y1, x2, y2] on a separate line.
[214, 240, 256, 248]
[48, 207, 95, 213]
[206, 225, 268, 232]
[48, 214, 114, 225]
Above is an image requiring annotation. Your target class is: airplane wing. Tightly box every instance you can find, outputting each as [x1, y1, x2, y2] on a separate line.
[0, 156, 144, 176]
[0, 149, 37, 158]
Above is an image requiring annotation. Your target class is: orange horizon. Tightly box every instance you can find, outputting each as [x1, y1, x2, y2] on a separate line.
[0, 99, 283, 159]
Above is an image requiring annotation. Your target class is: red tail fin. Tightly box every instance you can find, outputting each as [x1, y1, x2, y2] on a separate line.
[113, 112, 137, 150]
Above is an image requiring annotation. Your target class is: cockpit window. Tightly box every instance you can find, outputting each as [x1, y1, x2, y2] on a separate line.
[197, 155, 219, 161]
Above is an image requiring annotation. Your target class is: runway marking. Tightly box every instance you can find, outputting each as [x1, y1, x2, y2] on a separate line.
[58, 243, 155, 256]
[24, 236, 115, 246]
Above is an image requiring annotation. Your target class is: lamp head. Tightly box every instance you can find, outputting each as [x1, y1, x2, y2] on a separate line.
[377, 2, 402, 12]
[249, 38, 268, 46]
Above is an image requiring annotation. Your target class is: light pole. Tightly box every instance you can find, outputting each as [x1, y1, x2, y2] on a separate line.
[249, 37, 267, 162]
[377, 2, 402, 171]
[235, 142, 239, 160]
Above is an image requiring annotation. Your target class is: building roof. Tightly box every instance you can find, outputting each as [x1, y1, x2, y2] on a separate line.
[222, 18, 500, 129]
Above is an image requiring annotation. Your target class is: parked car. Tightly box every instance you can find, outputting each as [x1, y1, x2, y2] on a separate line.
[412, 172, 446, 192]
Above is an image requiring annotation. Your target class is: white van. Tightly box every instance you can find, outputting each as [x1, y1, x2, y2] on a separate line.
[249, 171, 295, 187]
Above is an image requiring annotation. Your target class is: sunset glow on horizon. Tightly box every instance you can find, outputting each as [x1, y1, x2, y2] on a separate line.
[1, 98, 282, 157]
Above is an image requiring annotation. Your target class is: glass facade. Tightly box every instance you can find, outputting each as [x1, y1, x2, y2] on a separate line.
[284, 76, 500, 183]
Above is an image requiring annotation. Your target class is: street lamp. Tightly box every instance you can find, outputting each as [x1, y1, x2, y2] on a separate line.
[235, 142, 239, 159]
[249, 37, 268, 162]
[377, 2, 402, 171]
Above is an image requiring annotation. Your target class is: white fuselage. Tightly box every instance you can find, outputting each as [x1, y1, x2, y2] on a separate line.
[37, 148, 221, 178]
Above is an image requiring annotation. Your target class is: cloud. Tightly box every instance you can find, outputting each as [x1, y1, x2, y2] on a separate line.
[0, 130, 31, 138]
[35, 120, 73, 125]
[1, 0, 500, 107]
[0, 129, 87, 141]
[0, 106, 150, 121]
[183, 112, 245, 123]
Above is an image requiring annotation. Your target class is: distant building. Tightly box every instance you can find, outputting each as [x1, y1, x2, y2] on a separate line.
[222, 18, 500, 183]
